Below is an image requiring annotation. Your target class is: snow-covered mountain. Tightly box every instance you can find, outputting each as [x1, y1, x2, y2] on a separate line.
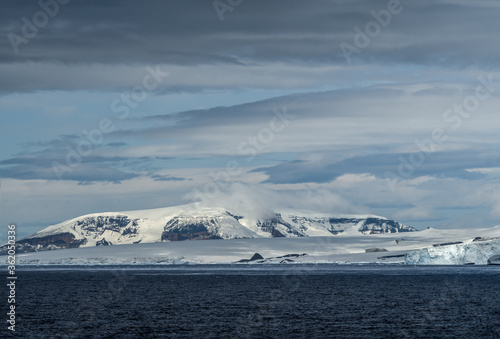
[7, 226, 500, 266]
[1, 203, 416, 254]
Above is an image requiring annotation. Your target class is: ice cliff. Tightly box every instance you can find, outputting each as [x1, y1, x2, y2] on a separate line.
[405, 239, 500, 265]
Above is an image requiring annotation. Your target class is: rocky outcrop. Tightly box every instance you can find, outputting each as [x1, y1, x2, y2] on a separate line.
[290, 216, 415, 235]
[0, 232, 87, 254]
[359, 218, 415, 234]
[257, 214, 303, 237]
[433, 241, 463, 247]
[76, 216, 139, 236]
[365, 248, 388, 253]
[160, 213, 242, 241]
[161, 229, 221, 241]
[96, 238, 111, 246]
[250, 253, 264, 261]
[236, 252, 308, 264]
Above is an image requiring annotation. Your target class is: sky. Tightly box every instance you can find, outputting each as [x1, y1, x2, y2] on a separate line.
[1, 0, 500, 240]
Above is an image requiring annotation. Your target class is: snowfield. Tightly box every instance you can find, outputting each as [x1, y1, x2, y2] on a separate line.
[4, 225, 500, 265]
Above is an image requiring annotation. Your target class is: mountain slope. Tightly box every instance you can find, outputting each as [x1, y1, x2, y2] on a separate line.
[2, 203, 416, 254]
[7, 226, 500, 265]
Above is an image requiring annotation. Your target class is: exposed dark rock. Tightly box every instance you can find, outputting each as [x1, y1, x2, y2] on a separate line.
[236, 252, 265, 263]
[0, 232, 87, 255]
[360, 218, 415, 234]
[226, 211, 244, 221]
[365, 248, 388, 253]
[271, 229, 285, 237]
[276, 253, 307, 258]
[236, 252, 308, 263]
[250, 253, 264, 261]
[473, 237, 491, 242]
[0, 215, 139, 254]
[432, 241, 463, 247]
[257, 214, 302, 237]
[96, 238, 111, 246]
[161, 230, 221, 241]
[289, 216, 415, 235]
[161, 217, 225, 241]
[76, 216, 133, 234]
[378, 254, 406, 259]
[121, 226, 138, 236]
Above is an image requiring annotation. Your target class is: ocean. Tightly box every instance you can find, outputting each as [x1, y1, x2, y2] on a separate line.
[6, 265, 500, 338]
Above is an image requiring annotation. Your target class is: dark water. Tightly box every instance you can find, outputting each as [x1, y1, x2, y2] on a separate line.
[4, 265, 500, 338]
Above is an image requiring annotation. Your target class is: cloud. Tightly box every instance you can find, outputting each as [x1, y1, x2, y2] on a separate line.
[253, 150, 498, 184]
[183, 182, 364, 219]
[2, 1, 500, 92]
[0, 149, 176, 183]
[0, 163, 138, 183]
[2, 0, 500, 232]
[0, 0, 497, 65]
[151, 174, 188, 182]
[102, 82, 500, 162]
[106, 142, 128, 148]
[3, 82, 500, 185]
[393, 206, 433, 221]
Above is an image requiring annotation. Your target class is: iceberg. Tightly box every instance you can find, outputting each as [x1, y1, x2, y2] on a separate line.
[405, 239, 500, 265]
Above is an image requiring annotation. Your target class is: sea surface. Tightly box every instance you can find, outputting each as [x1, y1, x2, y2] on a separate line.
[5, 265, 500, 338]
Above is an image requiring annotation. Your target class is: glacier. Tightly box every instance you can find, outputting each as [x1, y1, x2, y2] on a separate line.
[404, 239, 500, 265]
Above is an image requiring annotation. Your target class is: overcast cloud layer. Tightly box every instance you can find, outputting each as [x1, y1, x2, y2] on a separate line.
[1, 0, 500, 240]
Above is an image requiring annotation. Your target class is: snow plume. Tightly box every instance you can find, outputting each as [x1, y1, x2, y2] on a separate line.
[185, 183, 277, 221]
[281, 187, 367, 215]
[184, 182, 363, 219]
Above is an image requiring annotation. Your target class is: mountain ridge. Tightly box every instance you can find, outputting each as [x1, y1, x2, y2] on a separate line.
[1, 203, 416, 254]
